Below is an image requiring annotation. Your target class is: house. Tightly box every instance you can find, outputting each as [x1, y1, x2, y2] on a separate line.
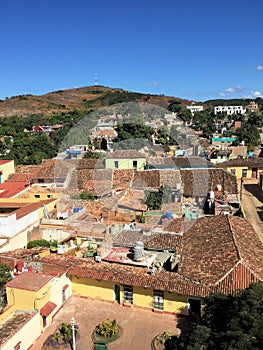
[186, 105, 203, 115]
[217, 157, 263, 179]
[0, 269, 71, 350]
[246, 101, 259, 113]
[105, 150, 146, 170]
[0, 198, 57, 253]
[0, 160, 15, 184]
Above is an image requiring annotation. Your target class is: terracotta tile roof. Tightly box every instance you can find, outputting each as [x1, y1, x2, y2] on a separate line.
[0, 181, 29, 198]
[37, 159, 75, 181]
[146, 157, 177, 168]
[67, 260, 211, 297]
[0, 311, 37, 348]
[145, 233, 182, 251]
[5, 272, 54, 291]
[217, 157, 263, 168]
[2, 215, 262, 299]
[40, 301, 57, 316]
[113, 230, 155, 247]
[228, 216, 263, 279]
[159, 169, 182, 188]
[179, 215, 263, 288]
[0, 160, 12, 165]
[76, 158, 105, 170]
[118, 189, 147, 211]
[147, 156, 211, 169]
[132, 170, 160, 188]
[15, 199, 55, 219]
[106, 150, 146, 159]
[7, 164, 41, 182]
[112, 169, 134, 191]
[70, 168, 113, 197]
[163, 218, 184, 233]
[173, 156, 212, 168]
[180, 168, 238, 197]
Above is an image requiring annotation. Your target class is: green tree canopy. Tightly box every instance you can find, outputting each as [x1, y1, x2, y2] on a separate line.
[167, 283, 263, 350]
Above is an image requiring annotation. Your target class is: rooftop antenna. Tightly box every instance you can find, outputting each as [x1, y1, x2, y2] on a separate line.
[94, 74, 98, 86]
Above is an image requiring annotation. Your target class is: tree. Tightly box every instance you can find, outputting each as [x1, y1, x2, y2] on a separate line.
[84, 150, 104, 159]
[0, 262, 11, 290]
[0, 262, 11, 310]
[169, 283, 263, 350]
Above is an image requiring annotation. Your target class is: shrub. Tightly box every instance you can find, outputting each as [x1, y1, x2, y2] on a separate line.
[27, 239, 51, 249]
[96, 319, 119, 338]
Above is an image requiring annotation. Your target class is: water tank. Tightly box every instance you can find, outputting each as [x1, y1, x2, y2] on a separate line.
[136, 241, 144, 249]
[166, 212, 172, 219]
[133, 246, 143, 261]
[73, 207, 79, 213]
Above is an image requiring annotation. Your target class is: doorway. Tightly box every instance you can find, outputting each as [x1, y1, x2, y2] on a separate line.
[114, 284, 120, 303]
[188, 298, 201, 317]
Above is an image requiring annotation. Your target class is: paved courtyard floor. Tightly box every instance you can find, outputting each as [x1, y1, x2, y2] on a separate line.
[31, 295, 180, 350]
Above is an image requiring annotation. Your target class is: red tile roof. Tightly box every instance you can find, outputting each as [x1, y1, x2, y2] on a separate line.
[106, 150, 146, 159]
[5, 272, 54, 291]
[40, 301, 57, 317]
[0, 160, 13, 165]
[2, 215, 262, 299]
[0, 181, 29, 198]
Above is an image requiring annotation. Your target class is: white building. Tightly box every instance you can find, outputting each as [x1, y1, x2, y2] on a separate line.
[186, 105, 204, 115]
[214, 106, 246, 115]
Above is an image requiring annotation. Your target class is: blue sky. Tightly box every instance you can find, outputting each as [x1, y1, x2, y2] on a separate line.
[1, 0, 263, 101]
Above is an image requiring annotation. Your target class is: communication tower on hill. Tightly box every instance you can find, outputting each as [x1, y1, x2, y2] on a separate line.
[94, 74, 98, 86]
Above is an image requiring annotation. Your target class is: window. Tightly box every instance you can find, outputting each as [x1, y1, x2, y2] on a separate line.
[133, 160, 137, 169]
[230, 168, 236, 176]
[123, 285, 133, 304]
[34, 194, 40, 198]
[153, 290, 164, 310]
[47, 194, 53, 198]
[242, 168, 248, 178]
[114, 161, 119, 169]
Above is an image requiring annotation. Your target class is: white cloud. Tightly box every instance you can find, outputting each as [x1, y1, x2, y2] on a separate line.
[225, 87, 235, 93]
[256, 65, 263, 71]
[244, 90, 263, 99]
[146, 81, 158, 86]
[219, 85, 245, 96]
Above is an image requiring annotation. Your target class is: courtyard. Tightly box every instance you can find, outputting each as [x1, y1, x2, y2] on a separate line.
[30, 295, 180, 350]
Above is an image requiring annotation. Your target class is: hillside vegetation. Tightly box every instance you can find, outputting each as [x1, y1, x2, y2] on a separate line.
[0, 85, 189, 118]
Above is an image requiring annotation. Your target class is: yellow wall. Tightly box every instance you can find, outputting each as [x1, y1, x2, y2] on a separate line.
[28, 191, 62, 201]
[72, 276, 114, 301]
[133, 286, 153, 309]
[6, 282, 51, 311]
[71, 276, 189, 314]
[164, 291, 188, 315]
[226, 166, 263, 180]
[105, 158, 146, 170]
[38, 199, 57, 219]
[0, 160, 15, 183]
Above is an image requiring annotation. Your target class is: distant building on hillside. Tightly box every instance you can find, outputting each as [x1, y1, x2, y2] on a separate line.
[186, 105, 203, 115]
[214, 106, 246, 115]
